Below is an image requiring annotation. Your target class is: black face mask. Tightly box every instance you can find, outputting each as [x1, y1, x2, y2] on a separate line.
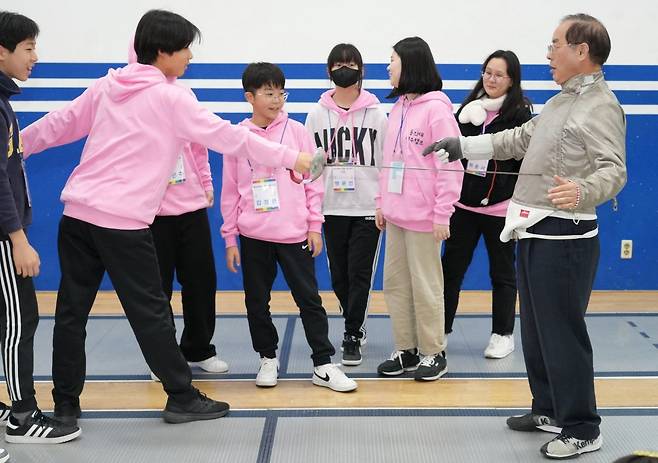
[330, 66, 361, 88]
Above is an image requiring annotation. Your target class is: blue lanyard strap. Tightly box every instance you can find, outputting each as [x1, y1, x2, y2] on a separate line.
[393, 100, 411, 158]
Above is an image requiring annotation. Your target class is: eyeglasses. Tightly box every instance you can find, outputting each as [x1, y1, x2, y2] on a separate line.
[255, 91, 289, 101]
[547, 42, 577, 53]
[481, 70, 509, 82]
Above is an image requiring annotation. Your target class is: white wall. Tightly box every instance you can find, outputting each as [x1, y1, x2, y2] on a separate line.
[5, 0, 658, 64]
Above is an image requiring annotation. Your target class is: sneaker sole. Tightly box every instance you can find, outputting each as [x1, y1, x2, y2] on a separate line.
[312, 377, 357, 392]
[414, 366, 448, 382]
[484, 348, 515, 359]
[188, 362, 229, 373]
[543, 441, 602, 459]
[342, 358, 362, 366]
[377, 365, 419, 376]
[5, 428, 81, 444]
[255, 380, 278, 387]
[163, 407, 230, 424]
[507, 421, 562, 434]
[0, 453, 8, 463]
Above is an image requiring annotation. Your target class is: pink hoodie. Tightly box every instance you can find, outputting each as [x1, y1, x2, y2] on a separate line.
[221, 111, 324, 247]
[158, 142, 213, 216]
[376, 91, 463, 232]
[20, 63, 299, 230]
[127, 43, 212, 217]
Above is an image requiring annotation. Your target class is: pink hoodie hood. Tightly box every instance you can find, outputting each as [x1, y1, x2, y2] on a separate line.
[318, 88, 381, 114]
[377, 90, 463, 231]
[105, 64, 166, 102]
[220, 111, 324, 246]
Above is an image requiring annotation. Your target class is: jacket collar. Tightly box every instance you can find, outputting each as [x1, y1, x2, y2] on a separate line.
[0, 70, 21, 99]
[561, 71, 604, 95]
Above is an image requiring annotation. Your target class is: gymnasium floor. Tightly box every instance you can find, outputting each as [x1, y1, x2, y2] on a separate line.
[2, 291, 657, 462]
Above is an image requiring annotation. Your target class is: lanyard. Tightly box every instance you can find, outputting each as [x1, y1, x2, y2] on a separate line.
[326, 107, 368, 165]
[247, 118, 289, 177]
[393, 98, 412, 160]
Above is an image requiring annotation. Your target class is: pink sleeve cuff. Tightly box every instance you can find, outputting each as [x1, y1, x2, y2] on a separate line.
[224, 235, 238, 248]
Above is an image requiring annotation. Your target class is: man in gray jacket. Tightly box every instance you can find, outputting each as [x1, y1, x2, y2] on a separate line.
[423, 14, 626, 459]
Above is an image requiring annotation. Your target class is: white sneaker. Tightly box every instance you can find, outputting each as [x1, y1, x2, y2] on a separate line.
[0, 448, 8, 463]
[541, 433, 602, 459]
[188, 355, 229, 373]
[256, 358, 279, 387]
[484, 333, 514, 359]
[312, 363, 357, 392]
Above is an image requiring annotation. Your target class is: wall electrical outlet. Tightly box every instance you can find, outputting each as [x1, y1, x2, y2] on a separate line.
[621, 240, 633, 259]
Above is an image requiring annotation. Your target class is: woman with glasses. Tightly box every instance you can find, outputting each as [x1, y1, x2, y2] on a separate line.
[441, 50, 532, 359]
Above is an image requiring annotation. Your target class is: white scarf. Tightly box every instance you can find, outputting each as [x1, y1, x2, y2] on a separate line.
[458, 94, 506, 126]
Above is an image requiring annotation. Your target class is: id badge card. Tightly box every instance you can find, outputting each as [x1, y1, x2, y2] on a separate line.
[332, 166, 356, 192]
[388, 161, 404, 194]
[168, 154, 186, 185]
[466, 159, 488, 177]
[252, 178, 280, 212]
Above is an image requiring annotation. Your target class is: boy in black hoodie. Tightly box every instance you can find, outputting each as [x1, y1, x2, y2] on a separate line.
[0, 11, 80, 447]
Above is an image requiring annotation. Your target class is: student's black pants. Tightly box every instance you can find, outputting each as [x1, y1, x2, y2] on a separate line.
[518, 217, 600, 440]
[239, 235, 334, 367]
[0, 239, 39, 413]
[150, 208, 217, 362]
[442, 206, 516, 334]
[52, 216, 197, 409]
[323, 215, 381, 341]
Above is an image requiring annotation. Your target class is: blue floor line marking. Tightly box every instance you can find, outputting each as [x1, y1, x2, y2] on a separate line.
[278, 318, 297, 375]
[256, 412, 278, 463]
[22, 370, 658, 383]
[35, 312, 658, 321]
[67, 407, 658, 420]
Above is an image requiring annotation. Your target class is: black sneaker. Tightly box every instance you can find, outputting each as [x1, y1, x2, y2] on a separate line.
[377, 349, 420, 376]
[54, 402, 82, 426]
[5, 410, 81, 444]
[342, 335, 362, 366]
[507, 412, 562, 434]
[414, 352, 448, 381]
[163, 388, 230, 424]
[0, 402, 10, 422]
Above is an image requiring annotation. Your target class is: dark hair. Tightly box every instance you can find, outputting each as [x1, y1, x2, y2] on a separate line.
[327, 43, 364, 89]
[242, 62, 285, 93]
[459, 50, 532, 120]
[388, 36, 442, 98]
[562, 13, 611, 65]
[134, 10, 200, 65]
[0, 11, 39, 52]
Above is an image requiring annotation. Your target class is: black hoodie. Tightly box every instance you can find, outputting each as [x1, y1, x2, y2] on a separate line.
[0, 70, 31, 238]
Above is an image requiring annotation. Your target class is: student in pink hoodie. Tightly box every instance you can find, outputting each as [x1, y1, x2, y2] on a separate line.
[221, 63, 357, 392]
[375, 37, 463, 381]
[305, 43, 387, 367]
[19, 10, 314, 427]
[125, 43, 229, 377]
